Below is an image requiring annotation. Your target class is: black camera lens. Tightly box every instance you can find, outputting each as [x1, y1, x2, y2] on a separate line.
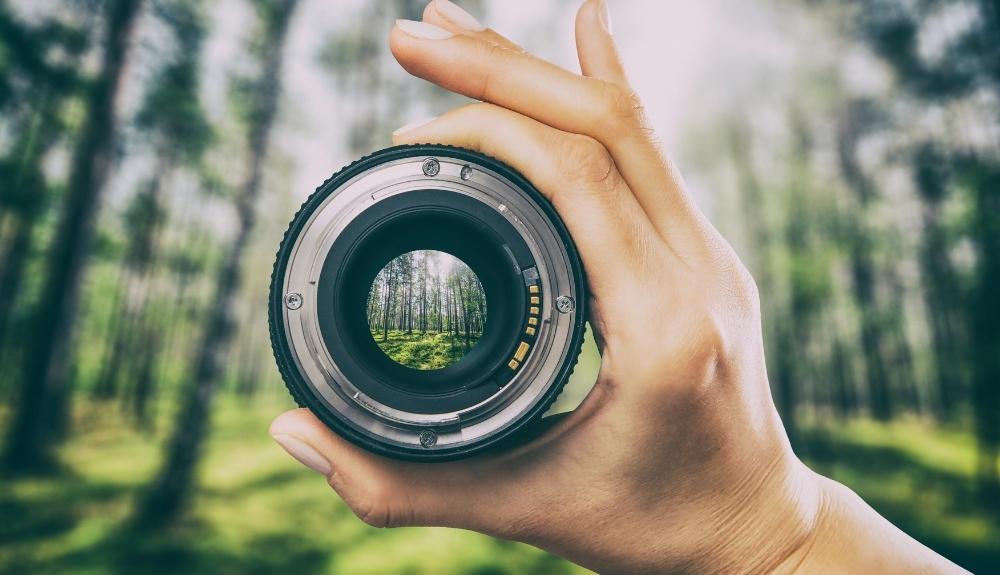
[269, 145, 586, 460]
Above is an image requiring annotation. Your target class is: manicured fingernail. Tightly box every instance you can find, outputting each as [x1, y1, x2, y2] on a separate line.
[395, 19, 454, 40]
[434, 0, 485, 31]
[272, 433, 332, 476]
[393, 116, 437, 136]
[597, 0, 612, 34]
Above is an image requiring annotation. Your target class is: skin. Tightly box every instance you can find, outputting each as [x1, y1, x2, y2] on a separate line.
[270, 1, 969, 573]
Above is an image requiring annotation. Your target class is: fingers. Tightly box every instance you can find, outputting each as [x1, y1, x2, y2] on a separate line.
[270, 409, 530, 533]
[421, 0, 523, 53]
[389, 15, 720, 262]
[575, 0, 628, 86]
[392, 103, 662, 295]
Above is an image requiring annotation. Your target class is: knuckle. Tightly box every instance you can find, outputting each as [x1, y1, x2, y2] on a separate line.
[476, 42, 513, 102]
[595, 81, 646, 136]
[343, 486, 413, 529]
[688, 309, 730, 383]
[555, 134, 619, 192]
[699, 234, 762, 319]
[735, 265, 761, 312]
[454, 101, 501, 126]
[718, 255, 762, 318]
[354, 497, 390, 528]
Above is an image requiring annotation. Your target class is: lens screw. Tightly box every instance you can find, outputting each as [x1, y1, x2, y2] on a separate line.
[284, 292, 303, 310]
[422, 158, 440, 177]
[460, 165, 473, 180]
[556, 295, 575, 314]
[419, 430, 438, 448]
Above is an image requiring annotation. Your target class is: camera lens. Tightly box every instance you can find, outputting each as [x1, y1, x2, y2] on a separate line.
[269, 145, 586, 460]
[367, 250, 487, 371]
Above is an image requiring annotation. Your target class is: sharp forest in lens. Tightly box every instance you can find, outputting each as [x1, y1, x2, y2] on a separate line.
[367, 250, 487, 371]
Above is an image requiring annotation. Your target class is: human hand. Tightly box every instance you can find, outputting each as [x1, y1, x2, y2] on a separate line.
[270, 1, 967, 573]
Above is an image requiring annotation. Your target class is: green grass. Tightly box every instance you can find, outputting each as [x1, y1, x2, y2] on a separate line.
[371, 330, 481, 370]
[0, 364, 996, 574]
[0, 398, 591, 575]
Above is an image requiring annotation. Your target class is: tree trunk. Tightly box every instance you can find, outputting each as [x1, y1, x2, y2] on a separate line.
[420, 253, 428, 333]
[131, 0, 299, 528]
[457, 272, 470, 350]
[2, 0, 142, 474]
[917, 200, 965, 421]
[0, 101, 54, 344]
[966, 157, 1000, 513]
[129, 319, 162, 430]
[836, 102, 894, 421]
[382, 261, 393, 341]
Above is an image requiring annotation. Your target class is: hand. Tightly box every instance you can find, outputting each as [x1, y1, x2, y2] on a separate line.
[270, 1, 967, 573]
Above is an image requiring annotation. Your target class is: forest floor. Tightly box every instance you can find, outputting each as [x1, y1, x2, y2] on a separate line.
[371, 330, 481, 370]
[0, 398, 997, 574]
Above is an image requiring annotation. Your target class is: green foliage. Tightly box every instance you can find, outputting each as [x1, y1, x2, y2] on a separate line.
[134, 0, 213, 164]
[372, 330, 482, 370]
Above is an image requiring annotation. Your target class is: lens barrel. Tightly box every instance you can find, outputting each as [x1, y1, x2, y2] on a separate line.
[269, 145, 586, 460]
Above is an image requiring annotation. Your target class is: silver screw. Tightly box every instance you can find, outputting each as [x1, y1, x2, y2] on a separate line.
[419, 430, 438, 448]
[460, 165, 473, 180]
[422, 158, 440, 177]
[284, 292, 303, 310]
[556, 295, 575, 314]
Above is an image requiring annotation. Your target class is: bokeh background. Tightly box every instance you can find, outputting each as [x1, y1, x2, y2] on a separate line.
[1, 0, 998, 573]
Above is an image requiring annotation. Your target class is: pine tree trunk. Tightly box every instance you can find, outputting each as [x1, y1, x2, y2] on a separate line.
[918, 203, 964, 421]
[836, 104, 893, 421]
[457, 273, 470, 350]
[0, 83, 69, 348]
[129, 319, 162, 429]
[967, 158, 1000, 513]
[420, 253, 428, 333]
[131, 0, 298, 528]
[382, 262, 393, 341]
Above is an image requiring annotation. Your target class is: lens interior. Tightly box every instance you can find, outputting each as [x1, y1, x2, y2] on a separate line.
[318, 190, 533, 413]
[367, 250, 487, 370]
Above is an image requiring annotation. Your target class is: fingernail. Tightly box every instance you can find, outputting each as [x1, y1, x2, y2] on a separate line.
[272, 433, 332, 476]
[597, 0, 613, 34]
[393, 116, 437, 136]
[395, 19, 454, 40]
[434, 0, 485, 32]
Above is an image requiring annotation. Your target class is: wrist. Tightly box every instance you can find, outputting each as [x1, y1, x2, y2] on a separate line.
[536, 435, 826, 575]
[695, 452, 824, 575]
[640, 449, 824, 575]
[776, 474, 969, 574]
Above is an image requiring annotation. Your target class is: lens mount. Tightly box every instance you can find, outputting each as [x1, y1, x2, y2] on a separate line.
[269, 145, 586, 460]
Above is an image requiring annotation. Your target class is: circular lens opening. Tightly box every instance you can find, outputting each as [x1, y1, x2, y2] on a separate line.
[366, 250, 487, 370]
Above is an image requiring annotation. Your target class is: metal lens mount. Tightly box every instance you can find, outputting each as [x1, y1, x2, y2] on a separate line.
[269, 145, 586, 460]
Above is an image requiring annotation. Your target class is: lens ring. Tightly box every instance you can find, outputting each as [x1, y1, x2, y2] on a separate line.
[269, 145, 586, 460]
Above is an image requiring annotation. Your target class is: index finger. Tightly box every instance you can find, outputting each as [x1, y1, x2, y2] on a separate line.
[389, 22, 719, 259]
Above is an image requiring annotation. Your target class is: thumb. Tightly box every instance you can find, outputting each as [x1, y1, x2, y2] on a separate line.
[575, 0, 629, 86]
[268, 408, 523, 532]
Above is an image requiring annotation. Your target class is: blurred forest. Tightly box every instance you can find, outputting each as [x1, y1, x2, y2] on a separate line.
[0, 0, 997, 573]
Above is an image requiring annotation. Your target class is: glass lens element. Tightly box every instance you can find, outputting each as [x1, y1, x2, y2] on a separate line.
[367, 250, 486, 370]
